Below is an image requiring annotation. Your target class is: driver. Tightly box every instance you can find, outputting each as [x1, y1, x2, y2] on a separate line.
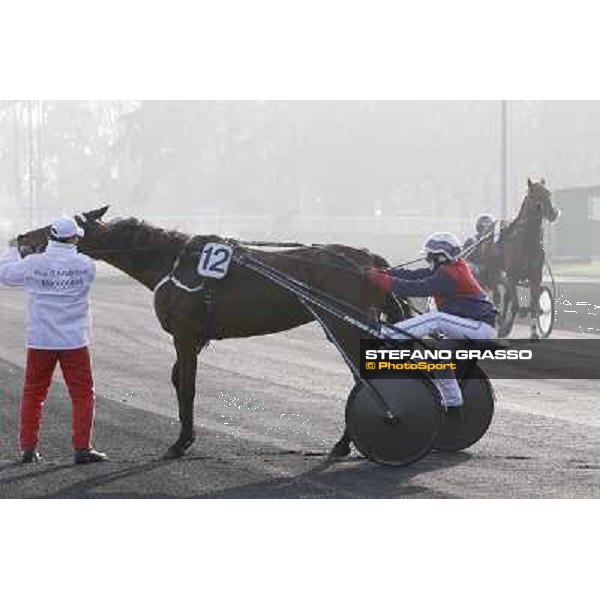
[366, 232, 497, 409]
[0, 216, 108, 464]
[463, 213, 495, 286]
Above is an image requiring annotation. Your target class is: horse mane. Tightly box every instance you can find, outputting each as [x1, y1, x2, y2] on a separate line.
[100, 217, 193, 254]
[92, 217, 388, 277]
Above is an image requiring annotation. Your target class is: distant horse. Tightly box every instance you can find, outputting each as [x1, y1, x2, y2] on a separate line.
[485, 179, 559, 338]
[17, 207, 407, 459]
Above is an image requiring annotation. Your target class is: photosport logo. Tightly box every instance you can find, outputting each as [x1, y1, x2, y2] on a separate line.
[359, 339, 600, 380]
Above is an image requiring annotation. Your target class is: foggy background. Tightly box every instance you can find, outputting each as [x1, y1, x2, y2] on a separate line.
[1, 100, 599, 261]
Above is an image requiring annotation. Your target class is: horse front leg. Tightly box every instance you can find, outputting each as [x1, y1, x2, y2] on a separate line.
[170, 361, 179, 391]
[529, 278, 542, 340]
[165, 336, 200, 459]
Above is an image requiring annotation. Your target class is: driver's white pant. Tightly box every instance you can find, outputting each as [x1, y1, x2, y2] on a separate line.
[382, 311, 496, 407]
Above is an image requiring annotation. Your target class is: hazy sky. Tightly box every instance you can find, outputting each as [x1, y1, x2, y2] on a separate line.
[1, 100, 598, 255]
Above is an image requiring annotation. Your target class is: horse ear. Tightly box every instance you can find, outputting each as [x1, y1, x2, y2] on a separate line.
[527, 178, 533, 188]
[84, 205, 110, 222]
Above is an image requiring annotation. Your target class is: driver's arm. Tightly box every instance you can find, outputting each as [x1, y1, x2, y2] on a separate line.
[388, 266, 433, 280]
[368, 268, 457, 298]
[390, 269, 457, 298]
[0, 246, 27, 286]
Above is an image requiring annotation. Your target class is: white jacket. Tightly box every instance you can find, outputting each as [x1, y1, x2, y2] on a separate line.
[0, 241, 96, 349]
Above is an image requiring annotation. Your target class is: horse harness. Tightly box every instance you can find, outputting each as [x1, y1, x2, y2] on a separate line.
[153, 236, 235, 340]
[152, 236, 378, 341]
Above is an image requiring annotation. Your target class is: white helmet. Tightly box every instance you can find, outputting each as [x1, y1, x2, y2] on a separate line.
[422, 232, 461, 262]
[50, 216, 84, 240]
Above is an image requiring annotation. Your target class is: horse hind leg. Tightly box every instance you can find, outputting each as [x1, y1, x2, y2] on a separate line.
[320, 317, 364, 460]
[330, 430, 352, 458]
[330, 376, 359, 458]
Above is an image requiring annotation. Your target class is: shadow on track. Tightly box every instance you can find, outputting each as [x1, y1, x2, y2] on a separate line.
[39, 459, 182, 498]
[0, 462, 74, 487]
[191, 451, 471, 499]
[1, 449, 472, 499]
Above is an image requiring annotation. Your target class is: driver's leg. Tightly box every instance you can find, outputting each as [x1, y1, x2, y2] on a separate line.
[384, 310, 495, 340]
[382, 310, 446, 339]
[385, 311, 495, 407]
[430, 313, 496, 407]
[434, 372, 463, 407]
[384, 312, 463, 406]
[427, 312, 496, 340]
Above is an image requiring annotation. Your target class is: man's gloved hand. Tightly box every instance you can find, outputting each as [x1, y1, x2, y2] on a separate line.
[365, 268, 393, 293]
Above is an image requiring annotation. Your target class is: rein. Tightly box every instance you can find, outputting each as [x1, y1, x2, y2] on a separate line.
[387, 225, 498, 270]
[458, 227, 497, 260]
[151, 236, 388, 301]
[227, 240, 309, 248]
[190, 237, 383, 277]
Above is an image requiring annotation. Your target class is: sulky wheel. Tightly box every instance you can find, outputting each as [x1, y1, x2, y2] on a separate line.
[536, 284, 555, 339]
[433, 364, 495, 452]
[346, 376, 443, 467]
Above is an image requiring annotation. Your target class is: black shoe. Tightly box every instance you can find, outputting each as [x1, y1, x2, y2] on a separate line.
[22, 449, 42, 463]
[74, 448, 108, 464]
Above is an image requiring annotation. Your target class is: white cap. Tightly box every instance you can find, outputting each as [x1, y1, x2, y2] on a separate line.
[50, 216, 84, 240]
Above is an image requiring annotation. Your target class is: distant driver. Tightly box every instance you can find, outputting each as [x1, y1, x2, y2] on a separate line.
[463, 213, 495, 286]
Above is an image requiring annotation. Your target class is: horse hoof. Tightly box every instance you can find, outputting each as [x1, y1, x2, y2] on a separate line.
[164, 438, 195, 460]
[329, 441, 351, 459]
[163, 446, 185, 460]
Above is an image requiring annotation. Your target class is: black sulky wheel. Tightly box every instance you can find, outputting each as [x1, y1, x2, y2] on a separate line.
[346, 376, 443, 467]
[433, 364, 495, 452]
[536, 284, 555, 339]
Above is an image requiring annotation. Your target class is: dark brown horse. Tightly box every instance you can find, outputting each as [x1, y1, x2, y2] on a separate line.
[482, 179, 559, 338]
[17, 207, 407, 459]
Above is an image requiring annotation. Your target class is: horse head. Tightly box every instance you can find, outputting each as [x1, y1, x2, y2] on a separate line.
[16, 205, 110, 257]
[525, 178, 559, 224]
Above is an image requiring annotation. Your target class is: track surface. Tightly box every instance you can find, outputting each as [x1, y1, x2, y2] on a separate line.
[1, 274, 599, 498]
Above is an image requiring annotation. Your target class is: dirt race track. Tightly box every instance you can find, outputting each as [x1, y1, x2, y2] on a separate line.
[1, 275, 599, 498]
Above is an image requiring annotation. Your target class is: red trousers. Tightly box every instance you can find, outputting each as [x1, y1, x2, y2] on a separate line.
[20, 347, 95, 451]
